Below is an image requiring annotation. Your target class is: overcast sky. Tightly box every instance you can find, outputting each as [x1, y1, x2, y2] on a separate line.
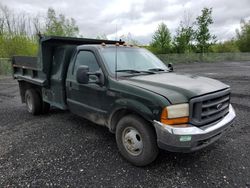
[1, 0, 250, 44]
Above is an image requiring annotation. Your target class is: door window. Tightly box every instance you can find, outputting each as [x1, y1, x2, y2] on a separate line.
[74, 51, 100, 75]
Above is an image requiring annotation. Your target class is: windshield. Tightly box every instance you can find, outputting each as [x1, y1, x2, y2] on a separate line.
[100, 47, 168, 75]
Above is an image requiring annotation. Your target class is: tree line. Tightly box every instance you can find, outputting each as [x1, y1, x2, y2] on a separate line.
[149, 7, 250, 54]
[0, 4, 79, 58]
[0, 4, 249, 58]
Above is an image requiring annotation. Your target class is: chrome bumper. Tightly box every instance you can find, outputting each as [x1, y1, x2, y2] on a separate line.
[153, 105, 236, 152]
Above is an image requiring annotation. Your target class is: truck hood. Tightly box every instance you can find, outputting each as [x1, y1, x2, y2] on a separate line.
[122, 72, 229, 104]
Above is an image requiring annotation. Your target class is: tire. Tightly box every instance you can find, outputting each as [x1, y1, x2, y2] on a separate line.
[42, 101, 50, 114]
[116, 115, 159, 166]
[25, 89, 42, 115]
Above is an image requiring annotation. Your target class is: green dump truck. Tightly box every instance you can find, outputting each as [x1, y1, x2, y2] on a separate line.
[12, 36, 236, 166]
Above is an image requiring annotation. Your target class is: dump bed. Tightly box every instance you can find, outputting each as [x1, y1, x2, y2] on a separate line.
[12, 36, 123, 86]
[12, 56, 46, 86]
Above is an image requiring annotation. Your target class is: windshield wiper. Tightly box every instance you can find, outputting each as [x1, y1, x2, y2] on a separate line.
[148, 68, 167, 72]
[116, 69, 141, 73]
[140, 70, 156, 74]
[116, 69, 155, 74]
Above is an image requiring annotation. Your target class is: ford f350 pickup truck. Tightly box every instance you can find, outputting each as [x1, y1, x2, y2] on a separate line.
[12, 36, 236, 166]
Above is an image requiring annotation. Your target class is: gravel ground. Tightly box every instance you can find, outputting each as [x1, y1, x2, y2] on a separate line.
[0, 61, 250, 187]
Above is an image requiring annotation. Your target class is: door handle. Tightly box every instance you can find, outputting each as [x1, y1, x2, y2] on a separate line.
[66, 81, 73, 90]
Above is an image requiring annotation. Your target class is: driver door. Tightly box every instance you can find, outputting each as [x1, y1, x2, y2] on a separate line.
[66, 50, 107, 125]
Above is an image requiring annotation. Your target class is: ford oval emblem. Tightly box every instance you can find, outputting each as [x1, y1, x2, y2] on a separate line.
[217, 103, 223, 110]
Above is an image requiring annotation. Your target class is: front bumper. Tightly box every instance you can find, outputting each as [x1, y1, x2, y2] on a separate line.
[153, 104, 236, 152]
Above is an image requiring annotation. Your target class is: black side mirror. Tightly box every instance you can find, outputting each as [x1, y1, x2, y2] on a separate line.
[76, 65, 89, 84]
[168, 63, 173, 72]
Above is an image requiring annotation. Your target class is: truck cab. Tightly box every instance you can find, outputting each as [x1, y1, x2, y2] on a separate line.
[12, 36, 236, 166]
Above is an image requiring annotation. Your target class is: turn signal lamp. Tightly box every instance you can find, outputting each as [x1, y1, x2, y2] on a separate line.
[161, 103, 189, 125]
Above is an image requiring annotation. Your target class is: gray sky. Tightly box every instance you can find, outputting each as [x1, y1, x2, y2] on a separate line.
[1, 0, 250, 44]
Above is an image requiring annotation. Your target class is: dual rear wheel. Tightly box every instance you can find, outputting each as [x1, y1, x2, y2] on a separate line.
[25, 89, 50, 115]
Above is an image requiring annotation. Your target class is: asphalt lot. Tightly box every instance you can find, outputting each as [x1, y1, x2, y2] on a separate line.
[0, 61, 250, 187]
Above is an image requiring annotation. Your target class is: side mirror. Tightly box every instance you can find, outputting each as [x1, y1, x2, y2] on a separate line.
[168, 63, 173, 72]
[76, 65, 89, 84]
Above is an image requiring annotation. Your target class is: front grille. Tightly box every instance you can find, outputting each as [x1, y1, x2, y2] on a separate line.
[189, 89, 230, 127]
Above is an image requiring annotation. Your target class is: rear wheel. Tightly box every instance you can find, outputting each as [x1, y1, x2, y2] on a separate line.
[25, 89, 42, 115]
[116, 115, 159, 166]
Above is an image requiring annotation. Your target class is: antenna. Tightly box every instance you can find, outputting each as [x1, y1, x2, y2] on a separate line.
[115, 24, 118, 41]
[115, 43, 118, 80]
[115, 24, 118, 80]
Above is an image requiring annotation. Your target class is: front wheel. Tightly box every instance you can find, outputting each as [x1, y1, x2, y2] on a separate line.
[116, 115, 159, 166]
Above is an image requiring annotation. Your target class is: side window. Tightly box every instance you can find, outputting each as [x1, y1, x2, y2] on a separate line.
[74, 51, 100, 75]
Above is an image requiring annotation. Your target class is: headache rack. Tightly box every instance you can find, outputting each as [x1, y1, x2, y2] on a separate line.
[189, 88, 230, 127]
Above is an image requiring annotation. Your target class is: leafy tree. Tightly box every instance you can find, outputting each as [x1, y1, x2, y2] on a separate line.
[0, 5, 81, 59]
[236, 19, 250, 52]
[45, 8, 79, 37]
[194, 7, 216, 53]
[0, 35, 37, 58]
[150, 23, 172, 54]
[210, 39, 239, 53]
[0, 4, 37, 58]
[173, 22, 194, 53]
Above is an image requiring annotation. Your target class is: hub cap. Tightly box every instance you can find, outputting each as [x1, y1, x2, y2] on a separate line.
[122, 127, 143, 156]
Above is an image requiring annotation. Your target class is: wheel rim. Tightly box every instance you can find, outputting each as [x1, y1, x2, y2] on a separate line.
[26, 94, 32, 112]
[122, 127, 143, 156]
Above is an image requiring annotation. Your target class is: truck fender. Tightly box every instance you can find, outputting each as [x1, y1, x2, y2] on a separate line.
[108, 98, 155, 132]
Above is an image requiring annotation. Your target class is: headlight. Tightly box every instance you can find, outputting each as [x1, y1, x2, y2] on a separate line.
[161, 103, 189, 125]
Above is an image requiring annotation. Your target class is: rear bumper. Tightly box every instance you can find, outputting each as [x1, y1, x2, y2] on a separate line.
[153, 104, 236, 152]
